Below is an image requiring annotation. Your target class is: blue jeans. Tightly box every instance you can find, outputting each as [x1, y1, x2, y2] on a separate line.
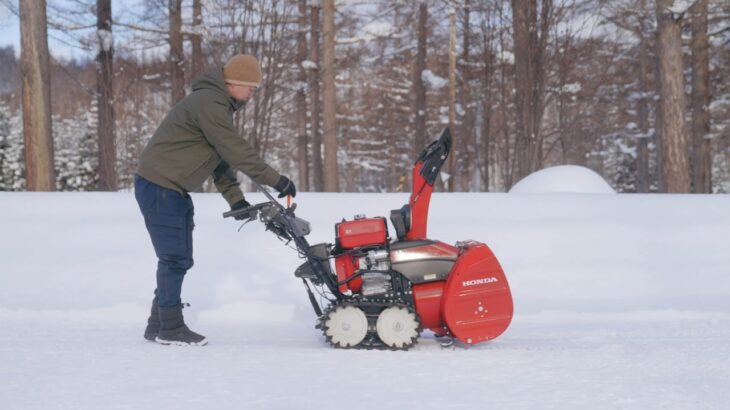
[134, 175, 195, 307]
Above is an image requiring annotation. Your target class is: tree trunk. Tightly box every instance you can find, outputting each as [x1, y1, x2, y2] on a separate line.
[189, 0, 210, 193]
[690, 0, 711, 193]
[480, 21, 493, 192]
[653, 37, 666, 192]
[412, 3, 427, 159]
[636, 30, 650, 193]
[191, 0, 204, 79]
[447, 7, 457, 192]
[297, 0, 309, 191]
[655, 0, 690, 193]
[20, 0, 55, 191]
[310, 4, 324, 191]
[511, 0, 535, 183]
[557, 37, 569, 164]
[460, 0, 473, 191]
[169, 0, 185, 104]
[510, 0, 550, 185]
[497, 12, 512, 190]
[96, 0, 116, 191]
[321, 0, 339, 191]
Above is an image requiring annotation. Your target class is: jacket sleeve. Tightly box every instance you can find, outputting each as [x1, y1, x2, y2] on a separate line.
[212, 161, 245, 206]
[196, 94, 281, 188]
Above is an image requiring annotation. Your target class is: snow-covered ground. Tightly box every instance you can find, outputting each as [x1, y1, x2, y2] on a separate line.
[1, 189, 729, 409]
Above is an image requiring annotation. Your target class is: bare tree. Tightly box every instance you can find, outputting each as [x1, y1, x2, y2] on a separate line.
[96, 0, 116, 190]
[447, 6, 457, 191]
[309, 2, 324, 191]
[495, 1, 513, 190]
[191, 0, 204, 79]
[599, 1, 656, 191]
[412, 2, 427, 159]
[636, 17, 652, 193]
[321, 0, 339, 191]
[655, 0, 690, 192]
[690, 0, 711, 193]
[169, 0, 185, 104]
[478, 9, 495, 191]
[460, 0, 475, 191]
[20, 0, 55, 191]
[511, 0, 552, 184]
[297, 0, 309, 191]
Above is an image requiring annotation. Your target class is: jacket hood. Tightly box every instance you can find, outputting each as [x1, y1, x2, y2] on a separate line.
[191, 68, 245, 111]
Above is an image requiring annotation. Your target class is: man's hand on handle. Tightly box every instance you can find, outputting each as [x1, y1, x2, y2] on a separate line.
[274, 175, 296, 199]
[230, 199, 252, 221]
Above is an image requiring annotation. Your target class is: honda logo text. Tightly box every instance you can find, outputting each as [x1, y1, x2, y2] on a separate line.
[462, 277, 498, 287]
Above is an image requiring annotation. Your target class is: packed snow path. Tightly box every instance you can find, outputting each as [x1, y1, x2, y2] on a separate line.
[1, 192, 729, 409]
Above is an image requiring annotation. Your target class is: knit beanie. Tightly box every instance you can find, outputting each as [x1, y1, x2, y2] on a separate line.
[223, 54, 262, 87]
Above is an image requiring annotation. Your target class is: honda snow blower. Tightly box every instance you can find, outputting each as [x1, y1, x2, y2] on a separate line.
[223, 128, 513, 350]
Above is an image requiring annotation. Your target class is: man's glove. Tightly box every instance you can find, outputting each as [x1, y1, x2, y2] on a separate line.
[274, 175, 296, 198]
[231, 199, 252, 220]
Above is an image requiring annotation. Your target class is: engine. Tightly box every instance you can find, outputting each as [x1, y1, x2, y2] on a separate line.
[333, 215, 393, 297]
[358, 250, 391, 296]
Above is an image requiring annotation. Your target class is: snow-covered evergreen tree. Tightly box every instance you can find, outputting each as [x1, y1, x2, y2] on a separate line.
[0, 103, 25, 191]
[54, 103, 99, 191]
[0, 103, 9, 190]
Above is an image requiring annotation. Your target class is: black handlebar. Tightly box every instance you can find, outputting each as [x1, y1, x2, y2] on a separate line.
[222, 201, 274, 219]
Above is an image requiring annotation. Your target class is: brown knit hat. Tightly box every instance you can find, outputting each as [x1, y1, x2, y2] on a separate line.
[223, 54, 262, 87]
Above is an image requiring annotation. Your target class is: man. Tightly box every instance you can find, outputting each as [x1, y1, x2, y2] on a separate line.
[135, 54, 296, 346]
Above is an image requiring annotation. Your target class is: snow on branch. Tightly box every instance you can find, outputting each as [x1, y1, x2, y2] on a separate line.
[421, 70, 447, 90]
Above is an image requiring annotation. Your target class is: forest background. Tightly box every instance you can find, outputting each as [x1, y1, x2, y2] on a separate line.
[0, 0, 728, 194]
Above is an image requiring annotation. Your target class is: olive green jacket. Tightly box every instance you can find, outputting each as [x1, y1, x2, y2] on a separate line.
[137, 69, 280, 205]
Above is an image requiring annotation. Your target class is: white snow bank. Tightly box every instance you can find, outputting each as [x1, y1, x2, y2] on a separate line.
[509, 165, 616, 194]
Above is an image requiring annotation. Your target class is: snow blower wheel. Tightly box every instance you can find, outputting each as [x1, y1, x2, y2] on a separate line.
[322, 304, 369, 348]
[375, 305, 421, 349]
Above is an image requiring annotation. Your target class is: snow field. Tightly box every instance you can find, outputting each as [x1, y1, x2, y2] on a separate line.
[1, 191, 729, 409]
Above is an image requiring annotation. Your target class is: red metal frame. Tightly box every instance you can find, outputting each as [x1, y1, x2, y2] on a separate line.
[334, 254, 362, 293]
[406, 162, 433, 240]
[412, 281, 445, 332]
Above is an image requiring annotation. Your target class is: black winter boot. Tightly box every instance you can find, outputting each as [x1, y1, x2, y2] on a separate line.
[143, 298, 159, 341]
[155, 304, 207, 346]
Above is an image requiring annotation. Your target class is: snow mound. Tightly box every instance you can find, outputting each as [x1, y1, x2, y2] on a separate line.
[509, 165, 616, 194]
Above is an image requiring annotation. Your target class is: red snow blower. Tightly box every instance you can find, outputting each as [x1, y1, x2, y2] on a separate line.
[224, 128, 513, 349]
